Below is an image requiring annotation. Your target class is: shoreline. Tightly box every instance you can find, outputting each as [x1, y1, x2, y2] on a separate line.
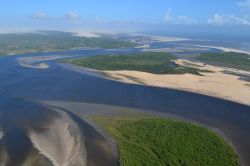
[60, 60, 250, 106]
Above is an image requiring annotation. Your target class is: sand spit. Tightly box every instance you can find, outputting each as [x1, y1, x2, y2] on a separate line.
[17, 55, 72, 69]
[103, 59, 250, 106]
[193, 45, 250, 55]
[29, 110, 87, 166]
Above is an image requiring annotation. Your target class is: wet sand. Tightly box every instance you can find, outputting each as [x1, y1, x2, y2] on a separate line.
[0, 99, 118, 166]
[29, 110, 87, 166]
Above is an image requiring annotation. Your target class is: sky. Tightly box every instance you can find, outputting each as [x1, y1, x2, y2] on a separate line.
[1, 0, 250, 36]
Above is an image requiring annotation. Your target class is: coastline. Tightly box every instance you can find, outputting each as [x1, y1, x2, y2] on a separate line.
[60, 60, 250, 106]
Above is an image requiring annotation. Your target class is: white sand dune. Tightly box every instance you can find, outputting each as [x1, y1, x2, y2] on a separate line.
[72, 31, 100, 38]
[103, 59, 250, 106]
[29, 111, 87, 166]
[128, 33, 189, 42]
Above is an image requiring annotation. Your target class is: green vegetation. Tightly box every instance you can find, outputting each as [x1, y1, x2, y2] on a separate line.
[195, 52, 250, 71]
[95, 117, 239, 166]
[0, 31, 137, 56]
[63, 52, 206, 75]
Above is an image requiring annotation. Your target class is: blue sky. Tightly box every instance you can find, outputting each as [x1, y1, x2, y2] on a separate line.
[1, 0, 250, 33]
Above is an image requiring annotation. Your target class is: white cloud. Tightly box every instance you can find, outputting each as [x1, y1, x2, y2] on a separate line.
[32, 12, 50, 20]
[238, 0, 250, 9]
[207, 14, 250, 25]
[177, 16, 198, 24]
[164, 9, 174, 23]
[64, 12, 81, 22]
[207, 14, 224, 25]
[164, 9, 198, 24]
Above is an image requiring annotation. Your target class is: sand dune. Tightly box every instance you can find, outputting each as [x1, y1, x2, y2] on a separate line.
[72, 31, 100, 38]
[29, 110, 87, 166]
[129, 33, 189, 42]
[103, 59, 250, 106]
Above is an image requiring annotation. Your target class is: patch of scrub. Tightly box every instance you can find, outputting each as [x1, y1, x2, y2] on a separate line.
[95, 117, 239, 166]
[62, 52, 204, 75]
[195, 52, 250, 72]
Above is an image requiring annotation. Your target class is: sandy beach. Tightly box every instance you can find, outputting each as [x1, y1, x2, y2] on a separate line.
[103, 59, 250, 106]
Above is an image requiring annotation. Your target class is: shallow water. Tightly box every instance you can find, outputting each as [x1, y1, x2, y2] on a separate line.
[0, 48, 250, 165]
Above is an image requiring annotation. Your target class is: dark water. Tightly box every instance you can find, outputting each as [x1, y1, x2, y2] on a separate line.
[0, 49, 250, 165]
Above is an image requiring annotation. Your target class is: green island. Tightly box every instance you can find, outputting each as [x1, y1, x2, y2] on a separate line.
[62, 52, 209, 75]
[94, 117, 239, 166]
[195, 52, 250, 71]
[0, 31, 137, 56]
